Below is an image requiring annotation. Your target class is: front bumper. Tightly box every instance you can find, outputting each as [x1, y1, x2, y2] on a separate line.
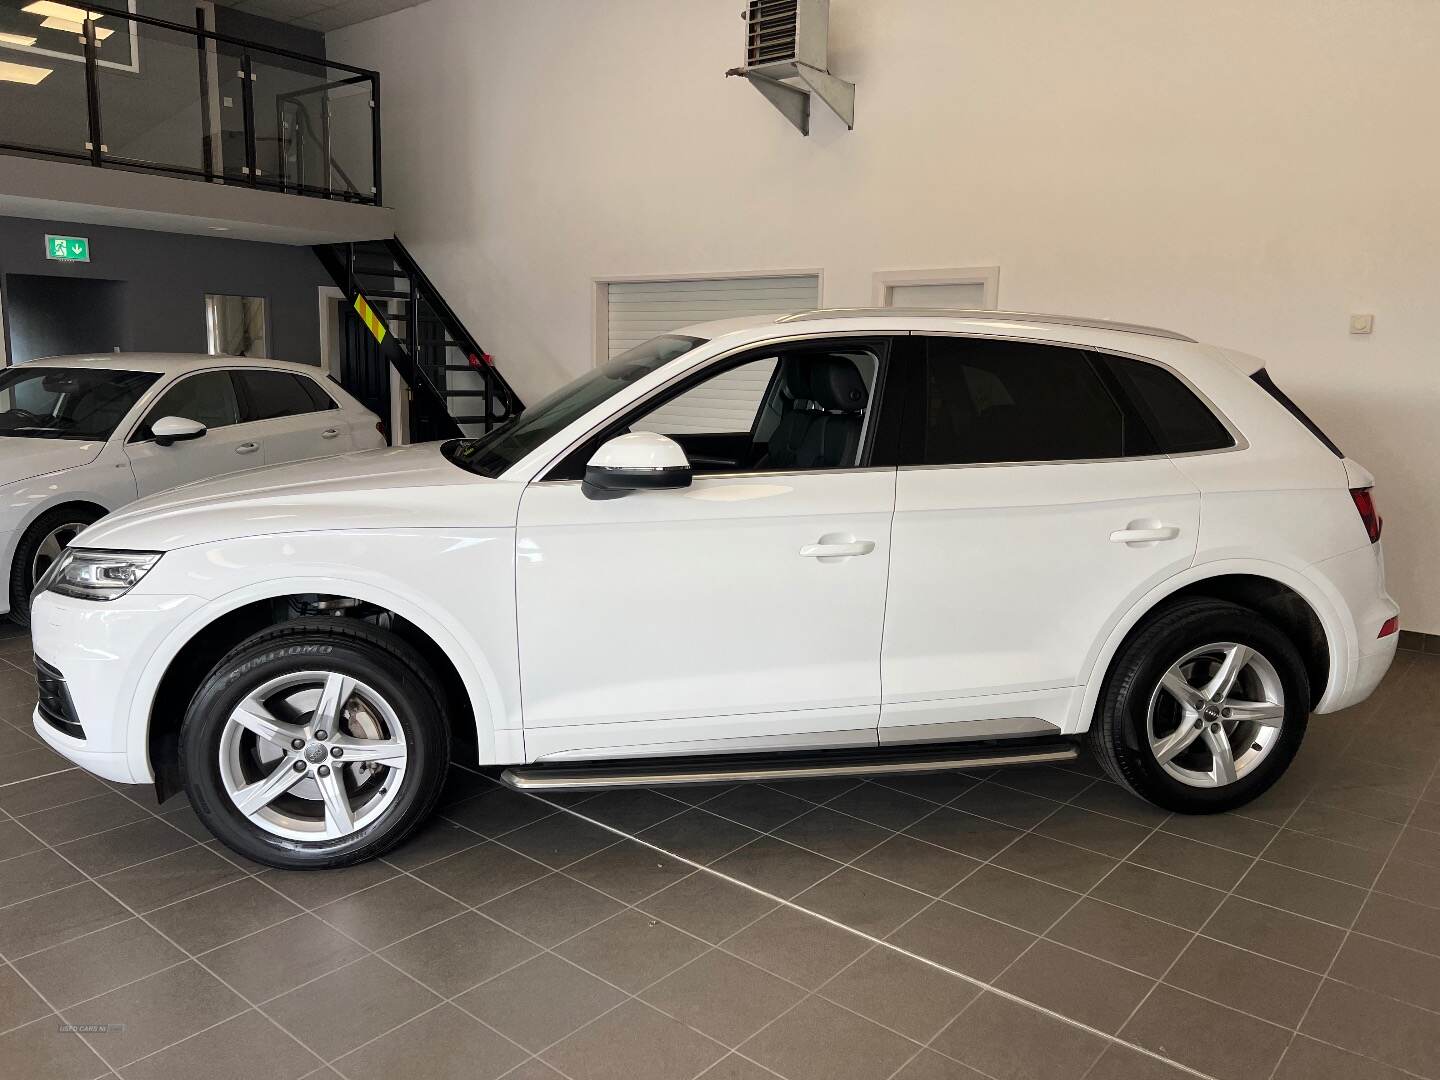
[29, 588, 204, 785]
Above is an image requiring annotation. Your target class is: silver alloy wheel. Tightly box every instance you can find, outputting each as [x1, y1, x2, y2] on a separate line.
[1146, 642, 1286, 788]
[217, 670, 408, 841]
[30, 521, 88, 586]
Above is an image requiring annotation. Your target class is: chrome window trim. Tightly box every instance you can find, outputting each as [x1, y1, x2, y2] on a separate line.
[530, 330, 905, 484]
[903, 330, 1249, 469]
[537, 465, 899, 486]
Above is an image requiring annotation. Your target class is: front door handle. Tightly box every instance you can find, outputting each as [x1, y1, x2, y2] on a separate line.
[1110, 525, 1180, 545]
[799, 540, 876, 559]
[321, 428, 340, 440]
[235, 442, 260, 455]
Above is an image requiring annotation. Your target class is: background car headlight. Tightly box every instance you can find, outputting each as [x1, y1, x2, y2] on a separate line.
[36, 549, 163, 602]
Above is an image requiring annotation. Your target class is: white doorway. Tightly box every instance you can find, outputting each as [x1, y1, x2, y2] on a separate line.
[873, 267, 1000, 310]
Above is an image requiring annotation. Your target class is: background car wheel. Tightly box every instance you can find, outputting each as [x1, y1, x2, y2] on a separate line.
[180, 618, 450, 869]
[8, 506, 104, 626]
[1088, 597, 1309, 813]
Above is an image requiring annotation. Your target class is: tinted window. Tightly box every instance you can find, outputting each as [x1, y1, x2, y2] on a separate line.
[137, 371, 240, 439]
[0, 367, 159, 441]
[914, 338, 1154, 465]
[297, 376, 338, 412]
[237, 371, 321, 422]
[1100, 355, 1233, 453]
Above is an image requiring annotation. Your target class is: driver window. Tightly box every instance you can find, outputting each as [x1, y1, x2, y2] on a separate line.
[625, 347, 880, 475]
[134, 371, 240, 442]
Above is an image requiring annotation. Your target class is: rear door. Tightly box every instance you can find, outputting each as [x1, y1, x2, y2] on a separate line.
[124, 369, 268, 496]
[879, 336, 1206, 741]
[233, 369, 352, 465]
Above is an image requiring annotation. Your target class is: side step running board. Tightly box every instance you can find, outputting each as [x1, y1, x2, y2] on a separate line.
[500, 740, 1079, 793]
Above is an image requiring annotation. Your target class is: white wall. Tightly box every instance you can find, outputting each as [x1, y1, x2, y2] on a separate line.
[331, 0, 1440, 632]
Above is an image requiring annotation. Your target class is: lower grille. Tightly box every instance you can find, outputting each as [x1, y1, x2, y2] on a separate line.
[35, 657, 84, 739]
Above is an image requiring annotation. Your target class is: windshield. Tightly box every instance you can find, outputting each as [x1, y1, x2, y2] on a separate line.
[0, 367, 161, 441]
[443, 335, 706, 477]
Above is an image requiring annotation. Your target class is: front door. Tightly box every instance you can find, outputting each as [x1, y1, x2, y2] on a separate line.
[880, 335, 1205, 740]
[124, 370, 269, 497]
[515, 338, 900, 762]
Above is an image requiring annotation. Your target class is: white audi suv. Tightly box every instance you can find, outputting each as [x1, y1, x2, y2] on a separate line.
[27, 311, 1398, 869]
[1, 354, 386, 625]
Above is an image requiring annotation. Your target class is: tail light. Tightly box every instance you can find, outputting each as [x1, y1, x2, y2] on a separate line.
[1350, 487, 1382, 543]
[1378, 616, 1399, 639]
[376, 420, 388, 441]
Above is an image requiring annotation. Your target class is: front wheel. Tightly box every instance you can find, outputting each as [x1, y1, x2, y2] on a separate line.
[180, 619, 450, 869]
[8, 506, 103, 626]
[1088, 598, 1309, 813]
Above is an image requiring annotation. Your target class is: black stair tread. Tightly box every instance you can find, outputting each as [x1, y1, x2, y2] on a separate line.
[351, 262, 404, 276]
[359, 288, 411, 299]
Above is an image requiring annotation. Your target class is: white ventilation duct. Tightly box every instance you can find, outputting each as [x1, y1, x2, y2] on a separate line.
[725, 0, 855, 135]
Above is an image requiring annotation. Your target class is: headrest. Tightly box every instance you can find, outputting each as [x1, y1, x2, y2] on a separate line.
[781, 355, 867, 412]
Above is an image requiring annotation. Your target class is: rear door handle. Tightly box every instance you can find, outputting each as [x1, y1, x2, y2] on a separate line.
[1110, 526, 1179, 544]
[321, 428, 340, 440]
[799, 540, 876, 558]
[235, 442, 260, 455]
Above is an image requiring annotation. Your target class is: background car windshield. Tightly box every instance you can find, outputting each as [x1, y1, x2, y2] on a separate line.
[0, 367, 161, 441]
[443, 335, 706, 477]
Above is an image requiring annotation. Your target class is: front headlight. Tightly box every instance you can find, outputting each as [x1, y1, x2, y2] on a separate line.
[35, 549, 163, 602]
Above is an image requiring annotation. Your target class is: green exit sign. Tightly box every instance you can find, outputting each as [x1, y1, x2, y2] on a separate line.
[45, 234, 90, 263]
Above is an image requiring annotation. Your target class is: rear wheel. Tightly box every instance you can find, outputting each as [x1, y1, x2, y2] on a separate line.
[180, 619, 449, 869]
[8, 506, 103, 626]
[1088, 598, 1309, 813]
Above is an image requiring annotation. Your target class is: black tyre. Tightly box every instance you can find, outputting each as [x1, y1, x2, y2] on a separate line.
[180, 618, 450, 869]
[1088, 598, 1309, 813]
[8, 506, 104, 626]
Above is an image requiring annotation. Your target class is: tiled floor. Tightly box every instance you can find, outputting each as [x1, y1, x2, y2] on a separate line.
[1, 619, 1438, 1080]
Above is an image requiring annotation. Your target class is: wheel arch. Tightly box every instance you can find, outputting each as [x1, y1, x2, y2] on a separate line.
[3, 497, 116, 615]
[1076, 560, 1344, 733]
[136, 579, 507, 801]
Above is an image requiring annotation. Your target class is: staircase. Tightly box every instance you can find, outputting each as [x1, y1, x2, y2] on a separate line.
[313, 239, 524, 443]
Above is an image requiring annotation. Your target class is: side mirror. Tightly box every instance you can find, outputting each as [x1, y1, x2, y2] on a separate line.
[583, 432, 692, 501]
[151, 415, 208, 447]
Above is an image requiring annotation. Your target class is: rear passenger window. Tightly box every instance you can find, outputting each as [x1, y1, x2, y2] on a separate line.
[1100, 355, 1234, 453]
[236, 371, 322, 422]
[914, 337, 1156, 465]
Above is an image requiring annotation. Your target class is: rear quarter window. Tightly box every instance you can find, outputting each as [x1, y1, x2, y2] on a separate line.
[1098, 355, 1235, 454]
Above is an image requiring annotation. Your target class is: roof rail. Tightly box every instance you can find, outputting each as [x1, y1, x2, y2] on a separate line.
[774, 308, 1196, 342]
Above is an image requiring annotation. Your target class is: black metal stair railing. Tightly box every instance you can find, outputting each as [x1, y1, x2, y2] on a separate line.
[0, 2, 381, 204]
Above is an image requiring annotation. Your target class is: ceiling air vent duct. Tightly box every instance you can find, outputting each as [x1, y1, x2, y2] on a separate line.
[725, 0, 855, 136]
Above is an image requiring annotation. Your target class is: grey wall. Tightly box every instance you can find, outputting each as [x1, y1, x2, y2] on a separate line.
[0, 214, 334, 364]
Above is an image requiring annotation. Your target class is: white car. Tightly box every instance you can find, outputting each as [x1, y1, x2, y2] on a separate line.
[1, 354, 386, 624]
[29, 311, 1398, 869]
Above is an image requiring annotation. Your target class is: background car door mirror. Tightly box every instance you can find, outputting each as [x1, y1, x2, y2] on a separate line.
[151, 415, 208, 447]
[583, 432, 693, 500]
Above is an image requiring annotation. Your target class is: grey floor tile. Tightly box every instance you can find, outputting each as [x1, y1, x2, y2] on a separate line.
[14, 918, 184, 1009]
[563, 840, 694, 904]
[55, 819, 192, 878]
[723, 906, 870, 989]
[1300, 978, 1440, 1076]
[441, 786, 554, 838]
[1263, 829, 1387, 888]
[1164, 935, 1320, 1028]
[492, 813, 618, 870]
[1069, 782, 1171, 827]
[456, 954, 626, 1053]
[638, 808, 764, 866]
[1125, 832, 1252, 891]
[992, 833, 1117, 893]
[201, 914, 357, 1003]
[0, 1017, 108, 1080]
[997, 939, 1153, 1033]
[1234, 859, 1368, 925]
[850, 833, 980, 897]
[380, 910, 539, 997]
[1033, 804, 1152, 859]
[1084, 1045, 1201, 1080]
[117, 1009, 317, 1080]
[17, 793, 150, 847]
[1045, 898, 1191, 978]
[0, 848, 83, 907]
[710, 836, 844, 900]
[638, 871, 777, 944]
[1202, 895, 1345, 972]
[542, 999, 725, 1080]
[740, 995, 917, 1080]
[0, 820, 42, 863]
[0, 961, 50, 1031]
[76, 960, 247, 1069]
[888, 901, 1034, 982]
[0, 770, 110, 817]
[382, 817, 485, 871]
[556, 908, 707, 993]
[146, 877, 302, 954]
[255, 859, 397, 909]
[1159, 811, 1278, 856]
[1122, 984, 1291, 1080]
[332, 1003, 527, 1080]
[701, 785, 813, 832]
[1090, 861, 1226, 929]
[262, 954, 439, 1061]
[0, 882, 130, 959]
[315, 874, 464, 949]
[1272, 1034, 1416, 1080]
[771, 807, 892, 863]
[820, 947, 979, 1042]
[792, 867, 931, 937]
[933, 991, 1108, 1080]
[480, 872, 624, 947]
[571, 789, 689, 833]
[1353, 891, 1440, 956]
[952, 782, 1062, 830]
[1328, 933, 1440, 1013]
[698, 1054, 796, 1080]
[870, 770, 980, 805]
[945, 863, 1078, 933]
[902, 807, 1023, 861]
[825, 783, 946, 832]
[1373, 856, 1440, 907]
[987, 765, 1095, 804]
[1286, 802, 1406, 852]
[640, 949, 804, 1045]
[410, 841, 550, 905]
[99, 846, 246, 913]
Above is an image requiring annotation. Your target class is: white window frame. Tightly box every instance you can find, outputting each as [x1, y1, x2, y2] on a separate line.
[592, 268, 825, 366]
[872, 266, 1000, 310]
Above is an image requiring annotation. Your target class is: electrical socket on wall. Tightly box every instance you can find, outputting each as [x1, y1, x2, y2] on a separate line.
[1349, 314, 1375, 335]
